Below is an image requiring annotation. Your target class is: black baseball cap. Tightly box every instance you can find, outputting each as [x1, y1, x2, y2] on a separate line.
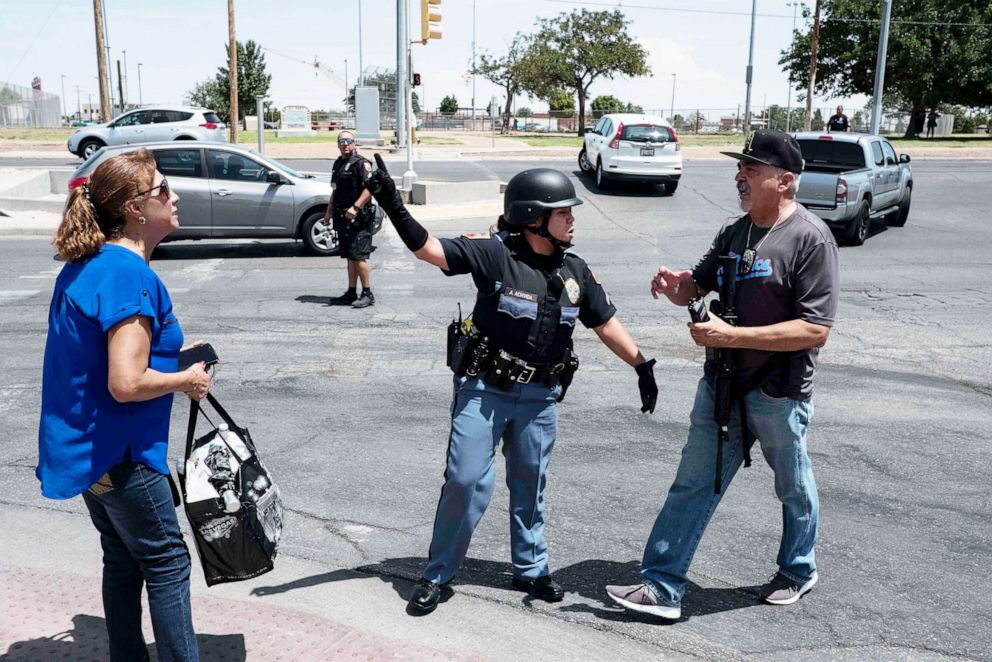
[720, 129, 804, 174]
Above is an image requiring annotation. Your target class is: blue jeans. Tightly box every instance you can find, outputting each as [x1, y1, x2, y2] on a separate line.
[640, 377, 818, 607]
[423, 375, 560, 585]
[82, 460, 198, 662]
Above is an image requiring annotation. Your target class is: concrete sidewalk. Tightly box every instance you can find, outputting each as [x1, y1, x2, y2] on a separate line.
[0, 503, 680, 661]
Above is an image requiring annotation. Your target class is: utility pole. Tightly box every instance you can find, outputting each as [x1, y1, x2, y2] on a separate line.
[471, 0, 476, 119]
[227, 0, 239, 143]
[869, 0, 892, 135]
[805, 0, 822, 131]
[101, 0, 114, 114]
[92, 0, 111, 121]
[785, 1, 799, 132]
[75, 85, 82, 120]
[137, 63, 143, 106]
[116, 60, 124, 111]
[742, 0, 757, 135]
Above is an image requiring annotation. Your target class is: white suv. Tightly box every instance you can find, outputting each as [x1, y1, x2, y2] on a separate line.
[67, 106, 228, 159]
[579, 113, 682, 194]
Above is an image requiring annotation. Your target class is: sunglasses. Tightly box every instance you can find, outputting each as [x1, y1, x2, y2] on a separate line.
[337, 138, 355, 145]
[135, 178, 171, 199]
[738, 248, 757, 276]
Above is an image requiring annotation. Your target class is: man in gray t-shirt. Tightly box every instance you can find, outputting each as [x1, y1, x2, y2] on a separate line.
[605, 129, 840, 621]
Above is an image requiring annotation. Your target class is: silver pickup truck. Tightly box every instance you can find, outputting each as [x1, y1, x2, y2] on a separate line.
[794, 132, 912, 245]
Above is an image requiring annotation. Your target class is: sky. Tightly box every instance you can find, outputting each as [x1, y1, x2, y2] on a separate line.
[2, 0, 869, 121]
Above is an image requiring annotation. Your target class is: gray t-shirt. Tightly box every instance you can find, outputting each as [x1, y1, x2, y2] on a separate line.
[692, 205, 839, 400]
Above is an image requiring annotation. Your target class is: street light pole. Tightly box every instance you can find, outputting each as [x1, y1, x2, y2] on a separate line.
[785, 1, 798, 132]
[137, 63, 143, 106]
[669, 73, 676, 124]
[121, 49, 128, 107]
[396, 0, 407, 152]
[869, 0, 892, 135]
[60, 75, 67, 125]
[471, 0, 476, 120]
[742, 0, 757, 135]
[101, 0, 115, 113]
[358, 0, 364, 86]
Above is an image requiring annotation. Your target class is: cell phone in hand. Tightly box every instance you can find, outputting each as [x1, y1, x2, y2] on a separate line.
[178, 343, 218, 371]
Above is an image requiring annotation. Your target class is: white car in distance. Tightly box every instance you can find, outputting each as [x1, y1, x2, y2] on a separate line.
[579, 113, 682, 194]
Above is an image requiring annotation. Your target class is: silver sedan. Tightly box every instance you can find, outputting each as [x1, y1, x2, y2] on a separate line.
[68, 141, 381, 255]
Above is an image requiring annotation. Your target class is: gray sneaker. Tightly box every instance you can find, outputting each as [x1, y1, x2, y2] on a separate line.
[605, 583, 681, 620]
[763, 571, 818, 605]
[352, 290, 375, 308]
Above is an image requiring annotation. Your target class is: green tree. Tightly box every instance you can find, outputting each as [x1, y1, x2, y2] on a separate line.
[524, 9, 650, 135]
[812, 108, 825, 131]
[215, 39, 272, 124]
[779, 0, 992, 137]
[548, 88, 575, 115]
[412, 92, 421, 114]
[590, 94, 624, 117]
[517, 107, 533, 118]
[188, 39, 271, 124]
[470, 33, 543, 133]
[439, 94, 459, 115]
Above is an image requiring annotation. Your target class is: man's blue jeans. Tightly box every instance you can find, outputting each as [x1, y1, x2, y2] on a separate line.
[640, 377, 819, 607]
[422, 375, 560, 585]
[82, 460, 198, 662]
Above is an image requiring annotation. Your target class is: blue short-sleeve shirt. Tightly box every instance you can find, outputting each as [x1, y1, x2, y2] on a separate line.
[37, 244, 184, 499]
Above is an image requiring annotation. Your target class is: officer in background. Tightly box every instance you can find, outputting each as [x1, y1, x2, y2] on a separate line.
[365, 156, 659, 615]
[323, 131, 376, 308]
[826, 105, 850, 133]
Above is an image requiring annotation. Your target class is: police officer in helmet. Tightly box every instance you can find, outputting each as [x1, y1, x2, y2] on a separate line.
[366, 155, 659, 614]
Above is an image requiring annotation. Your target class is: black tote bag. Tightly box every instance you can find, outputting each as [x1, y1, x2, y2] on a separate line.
[178, 393, 284, 586]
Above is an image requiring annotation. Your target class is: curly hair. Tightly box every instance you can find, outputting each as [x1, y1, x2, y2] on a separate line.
[54, 148, 157, 261]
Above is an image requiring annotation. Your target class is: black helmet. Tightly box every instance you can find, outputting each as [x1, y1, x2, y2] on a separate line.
[503, 168, 582, 228]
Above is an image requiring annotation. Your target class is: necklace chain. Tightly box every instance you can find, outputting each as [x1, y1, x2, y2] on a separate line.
[746, 204, 795, 252]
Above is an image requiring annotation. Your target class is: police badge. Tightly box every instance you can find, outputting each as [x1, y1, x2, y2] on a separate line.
[564, 277, 580, 305]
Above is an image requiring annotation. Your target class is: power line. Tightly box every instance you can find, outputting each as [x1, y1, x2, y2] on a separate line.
[542, 0, 992, 28]
[3, 0, 64, 89]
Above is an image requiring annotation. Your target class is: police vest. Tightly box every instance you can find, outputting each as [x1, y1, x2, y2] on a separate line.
[331, 154, 370, 210]
[471, 234, 585, 364]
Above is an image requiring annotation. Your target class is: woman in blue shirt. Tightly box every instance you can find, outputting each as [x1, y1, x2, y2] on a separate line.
[38, 148, 211, 662]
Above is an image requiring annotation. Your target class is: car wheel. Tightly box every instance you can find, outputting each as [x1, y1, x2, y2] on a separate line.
[301, 211, 340, 256]
[596, 160, 609, 190]
[664, 181, 679, 196]
[79, 139, 104, 159]
[889, 186, 911, 227]
[844, 199, 871, 246]
[578, 147, 592, 173]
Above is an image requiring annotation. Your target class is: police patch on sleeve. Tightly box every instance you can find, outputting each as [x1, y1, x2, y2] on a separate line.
[364, 162, 372, 172]
[564, 277, 581, 304]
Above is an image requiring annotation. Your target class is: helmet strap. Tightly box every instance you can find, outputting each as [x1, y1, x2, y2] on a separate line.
[525, 212, 572, 251]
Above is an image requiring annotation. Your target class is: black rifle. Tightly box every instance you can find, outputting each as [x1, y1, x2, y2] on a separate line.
[711, 255, 753, 494]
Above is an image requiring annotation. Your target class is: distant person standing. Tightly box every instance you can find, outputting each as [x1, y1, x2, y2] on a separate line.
[827, 105, 850, 133]
[927, 110, 941, 138]
[324, 131, 376, 308]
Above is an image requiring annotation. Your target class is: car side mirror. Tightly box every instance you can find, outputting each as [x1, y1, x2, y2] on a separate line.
[266, 170, 284, 184]
[899, 154, 911, 164]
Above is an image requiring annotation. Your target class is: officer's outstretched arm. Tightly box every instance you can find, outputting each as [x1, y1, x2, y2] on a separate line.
[594, 317, 658, 414]
[365, 153, 449, 270]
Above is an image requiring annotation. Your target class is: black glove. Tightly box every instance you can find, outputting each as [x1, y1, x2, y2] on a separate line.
[635, 359, 658, 414]
[365, 153, 429, 251]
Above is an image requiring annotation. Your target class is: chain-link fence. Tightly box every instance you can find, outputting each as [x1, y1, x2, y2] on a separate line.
[0, 83, 62, 128]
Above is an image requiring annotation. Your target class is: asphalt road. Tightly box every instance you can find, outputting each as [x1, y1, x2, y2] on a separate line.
[2, 160, 990, 660]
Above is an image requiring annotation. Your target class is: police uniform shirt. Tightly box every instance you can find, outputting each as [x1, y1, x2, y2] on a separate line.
[692, 206, 839, 400]
[439, 232, 616, 364]
[330, 153, 372, 211]
[827, 113, 849, 132]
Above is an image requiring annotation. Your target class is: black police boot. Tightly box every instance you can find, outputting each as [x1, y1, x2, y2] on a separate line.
[408, 578, 443, 614]
[328, 288, 357, 306]
[511, 575, 565, 602]
[352, 289, 375, 308]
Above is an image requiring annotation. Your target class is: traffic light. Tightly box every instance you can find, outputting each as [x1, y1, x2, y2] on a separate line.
[413, 73, 422, 87]
[420, 0, 441, 44]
